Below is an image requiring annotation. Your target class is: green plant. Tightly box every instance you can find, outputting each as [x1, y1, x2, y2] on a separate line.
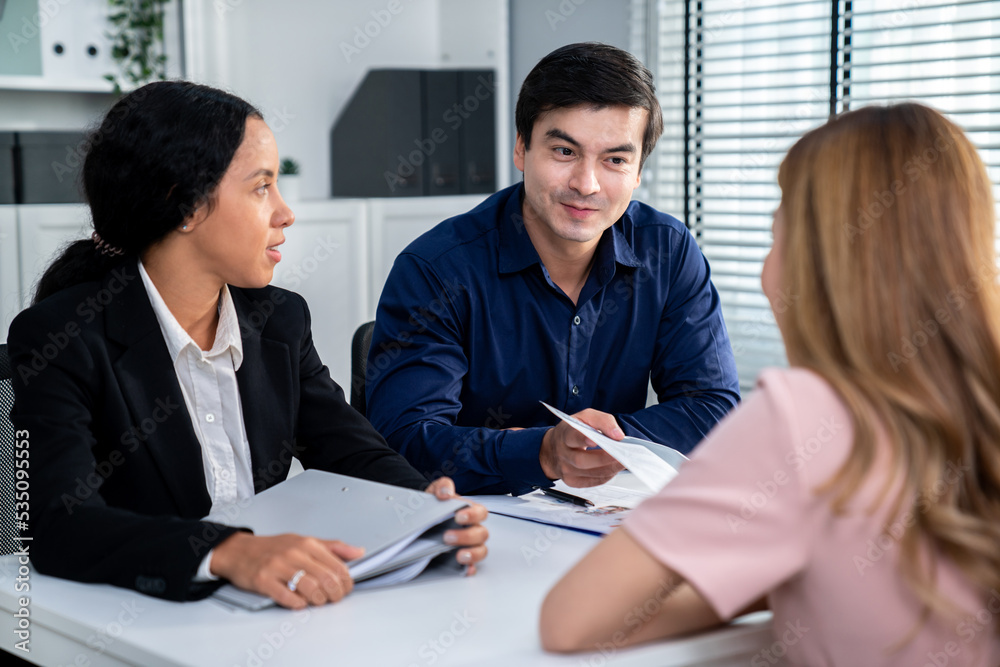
[279, 158, 301, 176]
[104, 0, 172, 94]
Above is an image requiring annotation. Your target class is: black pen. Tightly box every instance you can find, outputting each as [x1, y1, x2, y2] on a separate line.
[533, 486, 594, 507]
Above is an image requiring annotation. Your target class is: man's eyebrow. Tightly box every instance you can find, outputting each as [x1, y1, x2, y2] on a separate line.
[604, 142, 637, 154]
[244, 168, 275, 180]
[544, 129, 636, 154]
[545, 128, 581, 147]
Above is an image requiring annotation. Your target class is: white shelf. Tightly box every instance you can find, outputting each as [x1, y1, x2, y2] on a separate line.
[0, 75, 116, 94]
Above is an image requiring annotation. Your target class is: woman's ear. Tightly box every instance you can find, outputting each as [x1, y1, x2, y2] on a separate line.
[179, 199, 210, 232]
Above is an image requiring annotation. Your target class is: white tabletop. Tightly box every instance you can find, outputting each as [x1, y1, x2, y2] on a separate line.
[0, 514, 773, 666]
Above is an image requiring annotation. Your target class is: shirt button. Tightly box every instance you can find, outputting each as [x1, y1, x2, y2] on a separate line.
[573, 315, 581, 326]
[206, 414, 215, 423]
[571, 385, 580, 396]
[199, 358, 209, 366]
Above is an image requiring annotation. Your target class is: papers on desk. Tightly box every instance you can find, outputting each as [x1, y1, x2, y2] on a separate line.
[541, 402, 686, 492]
[479, 408, 689, 535]
[477, 473, 651, 536]
[210, 470, 467, 611]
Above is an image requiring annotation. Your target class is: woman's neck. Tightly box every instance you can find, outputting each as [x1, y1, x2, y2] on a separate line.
[141, 245, 224, 351]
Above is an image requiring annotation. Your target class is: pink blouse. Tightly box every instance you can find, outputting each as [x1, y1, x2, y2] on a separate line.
[625, 367, 1000, 666]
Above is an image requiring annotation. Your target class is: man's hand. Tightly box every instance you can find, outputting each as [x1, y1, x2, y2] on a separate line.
[210, 532, 364, 609]
[425, 477, 489, 575]
[539, 408, 626, 487]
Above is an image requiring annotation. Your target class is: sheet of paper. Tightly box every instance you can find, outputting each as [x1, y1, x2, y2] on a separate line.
[550, 476, 649, 509]
[541, 402, 680, 492]
[619, 436, 689, 470]
[354, 554, 434, 590]
[476, 492, 630, 535]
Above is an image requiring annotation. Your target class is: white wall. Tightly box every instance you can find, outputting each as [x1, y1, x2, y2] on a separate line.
[186, 0, 509, 200]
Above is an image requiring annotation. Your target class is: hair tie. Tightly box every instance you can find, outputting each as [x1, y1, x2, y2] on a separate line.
[91, 231, 125, 257]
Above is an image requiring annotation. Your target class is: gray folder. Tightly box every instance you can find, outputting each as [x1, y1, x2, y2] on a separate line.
[212, 470, 467, 610]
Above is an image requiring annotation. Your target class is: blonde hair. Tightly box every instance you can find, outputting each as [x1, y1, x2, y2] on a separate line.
[777, 103, 1000, 633]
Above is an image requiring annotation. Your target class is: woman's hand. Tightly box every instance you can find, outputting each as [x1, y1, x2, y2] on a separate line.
[425, 477, 489, 575]
[210, 532, 364, 609]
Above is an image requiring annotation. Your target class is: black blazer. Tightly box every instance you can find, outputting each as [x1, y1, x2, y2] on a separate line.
[7, 260, 427, 601]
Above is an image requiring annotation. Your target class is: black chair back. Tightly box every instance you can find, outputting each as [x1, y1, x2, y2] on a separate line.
[0, 344, 20, 555]
[350, 321, 375, 416]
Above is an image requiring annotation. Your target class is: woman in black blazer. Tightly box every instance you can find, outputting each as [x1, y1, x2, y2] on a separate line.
[7, 81, 487, 607]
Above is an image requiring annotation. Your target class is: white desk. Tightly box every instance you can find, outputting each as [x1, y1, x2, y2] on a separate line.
[0, 515, 773, 666]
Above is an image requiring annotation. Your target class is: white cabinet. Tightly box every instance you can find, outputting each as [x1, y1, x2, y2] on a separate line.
[16, 204, 91, 305]
[0, 208, 20, 338]
[270, 200, 368, 391]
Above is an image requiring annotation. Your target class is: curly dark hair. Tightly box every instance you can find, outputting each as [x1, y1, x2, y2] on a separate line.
[34, 80, 262, 304]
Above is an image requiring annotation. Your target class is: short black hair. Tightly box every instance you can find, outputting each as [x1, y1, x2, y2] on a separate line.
[515, 42, 663, 170]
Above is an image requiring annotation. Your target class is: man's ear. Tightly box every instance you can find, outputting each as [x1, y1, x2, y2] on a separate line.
[513, 133, 527, 173]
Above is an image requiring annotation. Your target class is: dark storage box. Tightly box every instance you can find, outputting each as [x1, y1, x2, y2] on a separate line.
[18, 131, 87, 204]
[332, 69, 496, 198]
[0, 133, 14, 205]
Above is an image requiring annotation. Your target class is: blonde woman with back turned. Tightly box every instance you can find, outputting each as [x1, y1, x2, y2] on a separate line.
[540, 103, 1000, 664]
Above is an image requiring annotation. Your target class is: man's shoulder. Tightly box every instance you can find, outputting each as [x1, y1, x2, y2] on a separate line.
[624, 199, 690, 237]
[400, 186, 516, 263]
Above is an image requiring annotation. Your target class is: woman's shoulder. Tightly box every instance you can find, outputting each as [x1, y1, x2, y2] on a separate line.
[10, 261, 147, 333]
[754, 366, 846, 412]
[748, 366, 855, 481]
[10, 280, 105, 335]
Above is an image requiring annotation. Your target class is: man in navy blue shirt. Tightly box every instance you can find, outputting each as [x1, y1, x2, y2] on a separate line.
[366, 43, 739, 495]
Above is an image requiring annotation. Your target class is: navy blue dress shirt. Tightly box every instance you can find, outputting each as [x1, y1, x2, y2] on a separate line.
[367, 183, 740, 495]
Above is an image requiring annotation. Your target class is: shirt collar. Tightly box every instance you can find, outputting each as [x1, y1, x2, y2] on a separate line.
[607, 219, 643, 270]
[498, 184, 543, 274]
[498, 183, 643, 276]
[138, 260, 244, 370]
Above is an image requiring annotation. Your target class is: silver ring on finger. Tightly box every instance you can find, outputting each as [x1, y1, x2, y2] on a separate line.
[287, 569, 307, 592]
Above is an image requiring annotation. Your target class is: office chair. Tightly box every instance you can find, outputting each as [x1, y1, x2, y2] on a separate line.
[350, 321, 375, 416]
[0, 344, 19, 556]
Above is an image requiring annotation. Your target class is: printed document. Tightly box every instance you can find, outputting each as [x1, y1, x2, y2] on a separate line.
[541, 402, 685, 492]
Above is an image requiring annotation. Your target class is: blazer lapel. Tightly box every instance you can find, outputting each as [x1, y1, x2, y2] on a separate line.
[232, 289, 295, 493]
[104, 261, 211, 518]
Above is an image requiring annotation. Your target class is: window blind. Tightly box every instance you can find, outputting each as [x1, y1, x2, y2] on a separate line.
[633, 0, 1000, 391]
[841, 0, 1000, 250]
